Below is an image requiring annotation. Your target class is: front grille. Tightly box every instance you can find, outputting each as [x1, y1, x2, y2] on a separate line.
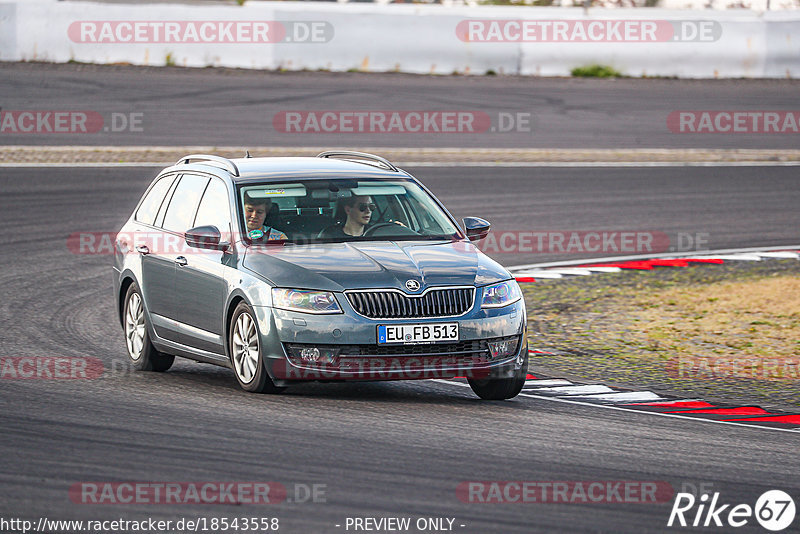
[346, 287, 474, 319]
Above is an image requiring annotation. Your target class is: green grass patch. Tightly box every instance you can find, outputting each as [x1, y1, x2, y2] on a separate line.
[571, 64, 623, 78]
[522, 259, 800, 411]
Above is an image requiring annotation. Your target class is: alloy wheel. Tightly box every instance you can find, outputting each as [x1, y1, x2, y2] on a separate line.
[232, 312, 259, 384]
[125, 292, 145, 360]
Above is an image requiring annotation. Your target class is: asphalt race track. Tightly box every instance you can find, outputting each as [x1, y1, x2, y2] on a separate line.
[2, 63, 800, 149]
[0, 164, 798, 533]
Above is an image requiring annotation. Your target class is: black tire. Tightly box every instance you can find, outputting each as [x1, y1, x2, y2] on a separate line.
[229, 302, 285, 394]
[123, 283, 174, 372]
[468, 348, 528, 400]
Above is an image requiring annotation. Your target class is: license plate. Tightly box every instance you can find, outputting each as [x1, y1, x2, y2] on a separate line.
[377, 323, 459, 344]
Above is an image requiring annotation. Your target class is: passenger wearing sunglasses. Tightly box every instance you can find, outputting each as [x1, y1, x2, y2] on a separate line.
[318, 195, 376, 239]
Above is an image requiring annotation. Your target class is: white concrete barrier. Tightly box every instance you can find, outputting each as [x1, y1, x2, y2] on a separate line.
[1, 0, 798, 78]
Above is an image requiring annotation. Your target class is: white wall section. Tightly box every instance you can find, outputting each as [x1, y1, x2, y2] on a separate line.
[3, 0, 799, 78]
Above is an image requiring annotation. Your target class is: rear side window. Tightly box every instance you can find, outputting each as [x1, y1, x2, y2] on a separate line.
[194, 178, 231, 233]
[161, 174, 210, 233]
[135, 174, 175, 226]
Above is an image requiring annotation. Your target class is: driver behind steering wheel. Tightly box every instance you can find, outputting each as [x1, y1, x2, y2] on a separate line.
[318, 195, 375, 238]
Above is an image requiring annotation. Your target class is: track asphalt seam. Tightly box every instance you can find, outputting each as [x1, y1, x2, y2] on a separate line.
[5, 161, 800, 168]
[3, 146, 800, 164]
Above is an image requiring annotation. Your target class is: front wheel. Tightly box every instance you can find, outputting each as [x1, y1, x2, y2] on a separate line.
[229, 302, 285, 394]
[123, 283, 174, 372]
[468, 350, 528, 400]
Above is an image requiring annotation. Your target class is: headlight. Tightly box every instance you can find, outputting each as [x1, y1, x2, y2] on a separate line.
[272, 288, 342, 314]
[480, 280, 522, 309]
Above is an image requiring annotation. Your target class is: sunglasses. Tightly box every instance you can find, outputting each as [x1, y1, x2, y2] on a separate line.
[358, 203, 377, 212]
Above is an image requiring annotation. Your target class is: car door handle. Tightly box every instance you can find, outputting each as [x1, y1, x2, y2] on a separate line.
[135, 245, 150, 255]
[175, 256, 188, 266]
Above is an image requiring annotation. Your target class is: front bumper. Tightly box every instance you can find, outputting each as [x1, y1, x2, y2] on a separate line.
[252, 297, 526, 383]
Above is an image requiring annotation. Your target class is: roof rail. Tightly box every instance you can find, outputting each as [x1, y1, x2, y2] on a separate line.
[175, 154, 240, 177]
[317, 151, 399, 172]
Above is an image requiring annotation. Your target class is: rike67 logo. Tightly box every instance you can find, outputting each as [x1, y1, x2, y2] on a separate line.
[668, 490, 796, 531]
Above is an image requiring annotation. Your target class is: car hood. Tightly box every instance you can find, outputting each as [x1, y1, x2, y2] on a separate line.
[242, 240, 510, 292]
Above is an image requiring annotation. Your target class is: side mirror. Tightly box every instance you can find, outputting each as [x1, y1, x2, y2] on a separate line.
[463, 217, 491, 242]
[185, 226, 230, 251]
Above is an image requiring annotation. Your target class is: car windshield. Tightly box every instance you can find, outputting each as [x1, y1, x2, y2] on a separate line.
[238, 178, 462, 244]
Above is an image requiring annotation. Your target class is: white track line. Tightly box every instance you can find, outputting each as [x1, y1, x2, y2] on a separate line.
[755, 251, 800, 259]
[515, 271, 563, 279]
[514, 266, 622, 278]
[567, 391, 664, 403]
[524, 379, 573, 387]
[526, 385, 616, 395]
[691, 253, 764, 261]
[542, 268, 595, 276]
[432, 380, 800, 434]
[581, 267, 623, 273]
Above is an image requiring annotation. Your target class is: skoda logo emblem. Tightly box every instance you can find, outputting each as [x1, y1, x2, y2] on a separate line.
[405, 279, 420, 292]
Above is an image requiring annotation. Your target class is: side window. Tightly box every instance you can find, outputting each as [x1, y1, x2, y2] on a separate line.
[372, 196, 391, 221]
[135, 174, 175, 226]
[154, 174, 182, 229]
[161, 174, 210, 233]
[375, 195, 409, 226]
[194, 178, 231, 233]
[404, 195, 439, 233]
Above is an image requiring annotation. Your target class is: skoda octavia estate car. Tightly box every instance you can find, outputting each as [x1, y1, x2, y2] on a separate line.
[113, 151, 528, 399]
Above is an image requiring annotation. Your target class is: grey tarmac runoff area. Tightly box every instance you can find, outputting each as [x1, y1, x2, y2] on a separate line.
[1, 65, 799, 533]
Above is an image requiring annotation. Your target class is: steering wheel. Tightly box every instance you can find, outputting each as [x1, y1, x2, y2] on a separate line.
[363, 223, 399, 236]
[363, 222, 420, 237]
